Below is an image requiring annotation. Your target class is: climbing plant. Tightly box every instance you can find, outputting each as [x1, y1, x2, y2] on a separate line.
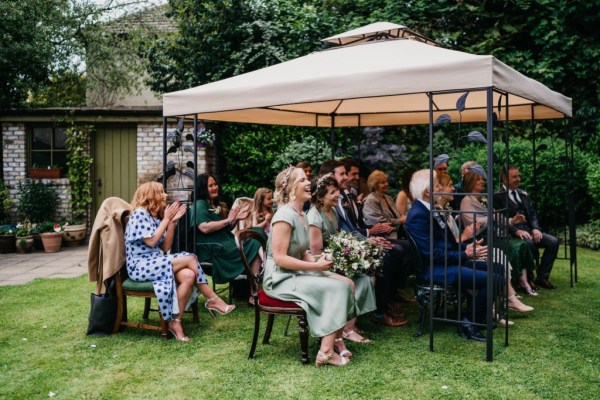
[65, 125, 94, 222]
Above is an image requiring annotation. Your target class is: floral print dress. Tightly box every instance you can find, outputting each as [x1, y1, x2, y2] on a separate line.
[125, 208, 207, 321]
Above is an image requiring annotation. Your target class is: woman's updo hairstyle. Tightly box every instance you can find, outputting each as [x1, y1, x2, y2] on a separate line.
[310, 173, 338, 208]
[274, 166, 303, 204]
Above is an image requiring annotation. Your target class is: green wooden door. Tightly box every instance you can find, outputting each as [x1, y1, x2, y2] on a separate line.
[93, 126, 137, 216]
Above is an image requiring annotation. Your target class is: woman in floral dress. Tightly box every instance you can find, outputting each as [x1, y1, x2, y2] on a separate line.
[307, 174, 376, 345]
[263, 167, 355, 367]
[126, 182, 235, 341]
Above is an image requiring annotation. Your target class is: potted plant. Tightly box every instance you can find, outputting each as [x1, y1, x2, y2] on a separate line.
[38, 222, 63, 253]
[15, 225, 34, 254]
[0, 226, 17, 254]
[62, 220, 86, 246]
[194, 123, 215, 148]
[65, 125, 93, 243]
[29, 164, 63, 179]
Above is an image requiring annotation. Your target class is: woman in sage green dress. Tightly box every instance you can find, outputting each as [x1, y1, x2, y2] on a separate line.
[307, 174, 376, 346]
[263, 166, 354, 368]
[190, 174, 263, 286]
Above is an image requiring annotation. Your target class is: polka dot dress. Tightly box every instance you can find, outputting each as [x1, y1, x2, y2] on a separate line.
[125, 208, 207, 321]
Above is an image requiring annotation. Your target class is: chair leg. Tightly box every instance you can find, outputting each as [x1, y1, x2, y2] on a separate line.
[248, 305, 260, 359]
[191, 299, 199, 323]
[263, 314, 275, 344]
[415, 300, 426, 338]
[113, 293, 125, 334]
[298, 315, 310, 364]
[143, 297, 151, 319]
[159, 314, 168, 340]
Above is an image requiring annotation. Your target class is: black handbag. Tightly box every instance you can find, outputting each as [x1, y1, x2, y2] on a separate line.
[86, 276, 117, 336]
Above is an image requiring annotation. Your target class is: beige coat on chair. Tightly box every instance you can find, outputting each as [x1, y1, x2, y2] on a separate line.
[88, 197, 132, 294]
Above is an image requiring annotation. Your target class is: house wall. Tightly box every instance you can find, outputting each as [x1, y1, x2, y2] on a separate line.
[2, 120, 211, 223]
[2, 123, 70, 222]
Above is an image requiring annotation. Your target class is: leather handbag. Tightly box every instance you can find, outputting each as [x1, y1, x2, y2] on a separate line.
[86, 276, 117, 336]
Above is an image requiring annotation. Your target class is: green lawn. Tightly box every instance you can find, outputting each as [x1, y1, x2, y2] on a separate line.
[1, 248, 599, 399]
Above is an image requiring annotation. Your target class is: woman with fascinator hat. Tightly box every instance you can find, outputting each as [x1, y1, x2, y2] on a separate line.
[263, 166, 355, 368]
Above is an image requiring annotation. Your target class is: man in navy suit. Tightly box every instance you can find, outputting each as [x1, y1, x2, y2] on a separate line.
[494, 165, 559, 289]
[405, 169, 504, 341]
[318, 160, 409, 327]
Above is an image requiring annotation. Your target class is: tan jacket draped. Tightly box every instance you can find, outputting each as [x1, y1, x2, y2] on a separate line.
[88, 197, 132, 294]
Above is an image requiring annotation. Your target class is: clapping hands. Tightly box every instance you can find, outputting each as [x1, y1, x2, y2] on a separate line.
[465, 239, 487, 260]
[165, 201, 187, 223]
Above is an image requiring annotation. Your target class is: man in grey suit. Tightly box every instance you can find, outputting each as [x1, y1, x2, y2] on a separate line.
[494, 165, 559, 289]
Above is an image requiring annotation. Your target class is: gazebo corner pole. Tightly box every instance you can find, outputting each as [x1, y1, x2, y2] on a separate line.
[485, 87, 494, 362]
[503, 92, 511, 348]
[162, 116, 167, 189]
[427, 92, 435, 353]
[566, 119, 577, 286]
[330, 114, 335, 159]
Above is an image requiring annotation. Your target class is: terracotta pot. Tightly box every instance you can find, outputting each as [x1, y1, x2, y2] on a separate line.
[29, 168, 62, 179]
[63, 224, 86, 247]
[40, 232, 63, 253]
[0, 234, 17, 253]
[16, 236, 34, 254]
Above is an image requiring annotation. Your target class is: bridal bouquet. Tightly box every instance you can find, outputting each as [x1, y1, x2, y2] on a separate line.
[322, 230, 383, 279]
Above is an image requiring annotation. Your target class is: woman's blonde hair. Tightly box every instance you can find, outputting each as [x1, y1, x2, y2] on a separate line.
[273, 166, 303, 204]
[131, 181, 165, 219]
[367, 170, 388, 192]
[437, 173, 452, 188]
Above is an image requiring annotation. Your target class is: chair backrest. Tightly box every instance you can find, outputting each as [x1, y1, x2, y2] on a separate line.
[403, 225, 427, 281]
[234, 228, 267, 296]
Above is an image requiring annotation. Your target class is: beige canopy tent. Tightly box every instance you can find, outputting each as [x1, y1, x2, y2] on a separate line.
[163, 22, 572, 126]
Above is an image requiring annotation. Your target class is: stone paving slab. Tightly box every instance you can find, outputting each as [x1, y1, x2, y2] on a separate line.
[0, 245, 88, 287]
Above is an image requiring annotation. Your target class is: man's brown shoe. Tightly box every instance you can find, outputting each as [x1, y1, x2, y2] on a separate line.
[372, 313, 409, 327]
[534, 278, 557, 289]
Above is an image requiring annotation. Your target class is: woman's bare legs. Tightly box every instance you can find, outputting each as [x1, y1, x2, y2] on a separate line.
[169, 267, 195, 340]
[197, 283, 236, 314]
[327, 274, 370, 342]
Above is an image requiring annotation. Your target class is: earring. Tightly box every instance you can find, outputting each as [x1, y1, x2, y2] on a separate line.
[290, 193, 296, 201]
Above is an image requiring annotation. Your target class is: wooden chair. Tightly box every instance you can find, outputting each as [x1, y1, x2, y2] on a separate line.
[113, 213, 199, 339]
[235, 228, 310, 364]
[403, 226, 462, 338]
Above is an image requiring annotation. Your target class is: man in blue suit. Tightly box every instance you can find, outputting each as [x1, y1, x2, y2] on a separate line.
[405, 169, 504, 342]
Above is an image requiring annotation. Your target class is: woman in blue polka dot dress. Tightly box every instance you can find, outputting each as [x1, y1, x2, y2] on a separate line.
[126, 182, 236, 341]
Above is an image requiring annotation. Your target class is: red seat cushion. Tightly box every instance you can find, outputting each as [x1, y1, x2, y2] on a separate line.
[258, 289, 301, 309]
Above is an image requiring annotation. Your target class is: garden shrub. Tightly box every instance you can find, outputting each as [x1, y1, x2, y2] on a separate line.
[576, 220, 600, 250]
[17, 180, 58, 223]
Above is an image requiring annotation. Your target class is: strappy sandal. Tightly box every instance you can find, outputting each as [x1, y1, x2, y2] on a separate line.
[168, 318, 191, 342]
[343, 329, 372, 343]
[315, 351, 349, 368]
[334, 338, 352, 358]
[205, 296, 236, 318]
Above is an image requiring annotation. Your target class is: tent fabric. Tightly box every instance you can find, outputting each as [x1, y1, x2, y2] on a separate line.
[163, 38, 571, 127]
[320, 21, 438, 47]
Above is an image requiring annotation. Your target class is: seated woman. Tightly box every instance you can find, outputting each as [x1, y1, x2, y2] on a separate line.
[125, 182, 235, 342]
[457, 170, 536, 313]
[251, 187, 274, 235]
[307, 174, 376, 344]
[363, 170, 404, 239]
[395, 167, 417, 225]
[190, 174, 262, 288]
[263, 166, 355, 367]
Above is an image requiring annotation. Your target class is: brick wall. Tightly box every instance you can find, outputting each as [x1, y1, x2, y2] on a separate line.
[2, 123, 70, 222]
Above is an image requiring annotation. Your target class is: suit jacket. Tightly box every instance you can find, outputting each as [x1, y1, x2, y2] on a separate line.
[405, 200, 468, 284]
[493, 187, 541, 235]
[88, 197, 132, 294]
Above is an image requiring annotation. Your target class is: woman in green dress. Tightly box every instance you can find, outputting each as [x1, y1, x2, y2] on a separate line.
[263, 166, 355, 368]
[307, 174, 376, 346]
[190, 174, 262, 286]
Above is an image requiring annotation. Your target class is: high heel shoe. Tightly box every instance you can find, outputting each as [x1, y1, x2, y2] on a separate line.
[168, 318, 191, 342]
[334, 338, 352, 358]
[508, 294, 534, 313]
[518, 282, 539, 297]
[315, 351, 349, 368]
[205, 296, 236, 318]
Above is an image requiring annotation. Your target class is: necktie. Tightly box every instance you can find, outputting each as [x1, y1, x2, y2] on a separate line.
[346, 191, 359, 221]
[512, 190, 523, 206]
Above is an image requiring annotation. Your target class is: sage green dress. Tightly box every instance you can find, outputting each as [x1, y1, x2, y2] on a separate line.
[190, 200, 262, 284]
[263, 205, 355, 337]
[307, 206, 377, 317]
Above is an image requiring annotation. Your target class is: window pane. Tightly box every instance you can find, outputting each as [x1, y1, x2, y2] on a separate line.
[31, 152, 51, 168]
[52, 151, 67, 169]
[32, 128, 52, 150]
[54, 128, 67, 150]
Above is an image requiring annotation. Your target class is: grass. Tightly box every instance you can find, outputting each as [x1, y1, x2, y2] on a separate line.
[1, 248, 599, 399]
